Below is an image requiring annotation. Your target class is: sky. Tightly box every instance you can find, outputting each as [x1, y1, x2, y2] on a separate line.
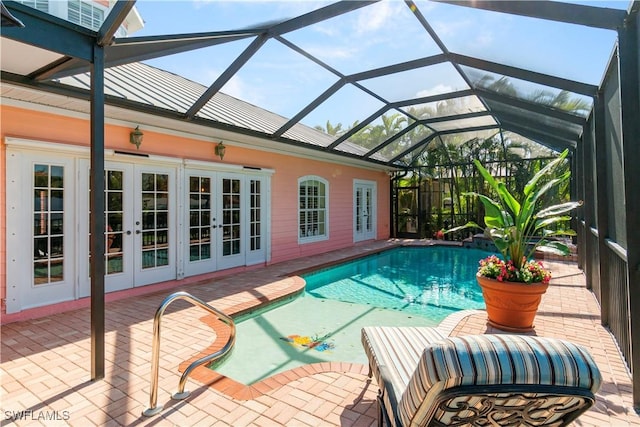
[129, 0, 628, 130]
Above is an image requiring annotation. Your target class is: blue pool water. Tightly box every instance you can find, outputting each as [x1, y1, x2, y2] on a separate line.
[213, 245, 489, 384]
[303, 246, 488, 322]
[213, 295, 435, 384]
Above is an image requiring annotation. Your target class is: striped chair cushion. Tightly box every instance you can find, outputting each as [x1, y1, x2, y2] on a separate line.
[361, 326, 446, 427]
[399, 334, 602, 426]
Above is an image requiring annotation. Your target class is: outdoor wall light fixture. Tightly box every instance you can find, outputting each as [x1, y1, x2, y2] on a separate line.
[215, 142, 226, 160]
[130, 126, 143, 149]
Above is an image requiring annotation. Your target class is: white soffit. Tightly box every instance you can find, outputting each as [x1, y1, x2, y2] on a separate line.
[0, 38, 64, 75]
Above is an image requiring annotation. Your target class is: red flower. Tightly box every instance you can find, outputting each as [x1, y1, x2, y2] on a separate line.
[477, 255, 551, 284]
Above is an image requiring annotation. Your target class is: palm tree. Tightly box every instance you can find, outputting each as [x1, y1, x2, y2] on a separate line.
[314, 120, 344, 137]
[477, 75, 518, 97]
[529, 90, 591, 115]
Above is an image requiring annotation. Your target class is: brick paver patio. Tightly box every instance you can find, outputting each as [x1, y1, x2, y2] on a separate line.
[1, 240, 639, 426]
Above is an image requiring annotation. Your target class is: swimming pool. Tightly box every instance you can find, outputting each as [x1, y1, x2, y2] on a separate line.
[212, 246, 488, 384]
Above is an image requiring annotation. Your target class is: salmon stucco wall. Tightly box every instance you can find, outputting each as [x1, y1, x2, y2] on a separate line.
[1, 106, 390, 311]
[266, 156, 390, 264]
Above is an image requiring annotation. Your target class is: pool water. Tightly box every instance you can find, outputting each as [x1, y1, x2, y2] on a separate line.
[212, 246, 488, 384]
[213, 295, 435, 384]
[304, 246, 487, 320]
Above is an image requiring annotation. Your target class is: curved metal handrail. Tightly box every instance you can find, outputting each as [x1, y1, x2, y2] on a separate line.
[143, 291, 236, 417]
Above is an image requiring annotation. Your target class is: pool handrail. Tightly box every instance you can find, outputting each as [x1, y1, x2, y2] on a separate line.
[143, 291, 236, 417]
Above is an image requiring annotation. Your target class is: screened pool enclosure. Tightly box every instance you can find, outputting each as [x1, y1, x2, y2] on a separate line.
[1, 0, 639, 409]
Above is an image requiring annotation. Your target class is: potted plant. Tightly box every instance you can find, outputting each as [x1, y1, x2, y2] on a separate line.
[449, 149, 581, 332]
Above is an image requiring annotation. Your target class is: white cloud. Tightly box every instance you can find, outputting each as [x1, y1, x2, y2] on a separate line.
[429, 10, 497, 50]
[197, 67, 259, 105]
[203, 68, 222, 84]
[221, 74, 251, 100]
[356, 1, 396, 34]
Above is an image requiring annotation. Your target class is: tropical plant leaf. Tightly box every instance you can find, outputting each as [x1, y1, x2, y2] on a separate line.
[520, 173, 570, 231]
[528, 172, 571, 208]
[536, 201, 582, 218]
[490, 232, 510, 257]
[523, 149, 568, 196]
[542, 229, 577, 237]
[451, 149, 578, 271]
[444, 221, 482, 234]
[534, 216, 572, 230]
[496, 182, 520, 217]
[535, 240, 571, 256]
[475, 194, 507, 228]
[488, 228, 507, 238]
[473, 159, 499, 191]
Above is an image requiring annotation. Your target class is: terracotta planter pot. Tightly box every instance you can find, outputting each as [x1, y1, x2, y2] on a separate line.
[476, 275, 549, 332]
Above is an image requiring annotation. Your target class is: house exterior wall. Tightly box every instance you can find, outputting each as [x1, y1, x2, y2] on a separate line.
[0, 105, 390, 316]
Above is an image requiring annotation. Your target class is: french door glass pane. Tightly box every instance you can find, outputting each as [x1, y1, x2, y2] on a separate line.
[188, 176, 212, 261]
[32, 164, 64, 285]
[366, 189, 372, 231]
[106, 170, 124, 274]
[250, 179, 261, 251]
[141, 173, 170, 268]
[222, 178, 241, 256]
[356, 189, 362, 232]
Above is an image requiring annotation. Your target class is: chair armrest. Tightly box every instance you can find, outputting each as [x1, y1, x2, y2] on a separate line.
[398, 334, 602, 426]
[377, 365, 404, 427]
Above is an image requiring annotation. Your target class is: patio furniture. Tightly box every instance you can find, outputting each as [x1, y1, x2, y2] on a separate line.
[361, 327, 602, 427]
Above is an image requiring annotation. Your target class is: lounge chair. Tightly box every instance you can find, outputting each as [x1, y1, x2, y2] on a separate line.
[361, 327, 602, 426]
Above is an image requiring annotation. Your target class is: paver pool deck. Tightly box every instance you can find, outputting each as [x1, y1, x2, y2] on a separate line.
[1, 239, 639, 426]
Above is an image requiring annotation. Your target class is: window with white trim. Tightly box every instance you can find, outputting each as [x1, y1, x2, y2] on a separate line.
[17, 0, 49, 13]
[68, 0, 105, 31]
[298, 176, 328, 242]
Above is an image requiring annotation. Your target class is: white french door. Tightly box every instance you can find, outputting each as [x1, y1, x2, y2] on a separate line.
[185, 171, 246, 274]
[245, 175, 268, 266]
[184, 171, 216, 276]
[5, 139, 270, 313]
[95, 162, 134, 293]
[354, 180, 376, 242]
[134, 164, 176, 285]
[184, 170, 269, 275]
[5, 151, 77, 312]
[79, 161, 177, 296]
[217, 173, 245, 269]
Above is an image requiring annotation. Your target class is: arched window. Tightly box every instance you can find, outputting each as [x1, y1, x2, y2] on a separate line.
[298, 176, 328, 243]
